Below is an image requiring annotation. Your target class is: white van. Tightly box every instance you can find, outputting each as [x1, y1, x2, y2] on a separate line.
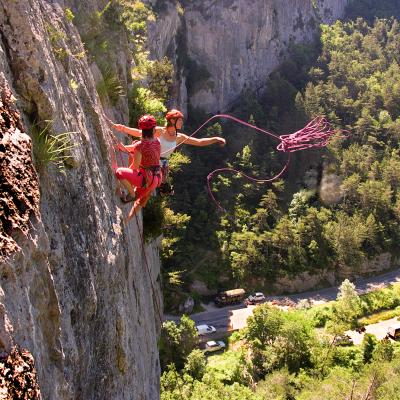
[196, 324, 216, 336]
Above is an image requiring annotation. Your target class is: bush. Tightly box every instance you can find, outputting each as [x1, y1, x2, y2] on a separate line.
[309, 306, 332, 328]
[31, 121, 76, 174]
[331, 346, 363, 370]
[146, 57, 174, 101]
[128, 87, 166, 127]
[143, 196, 165, 242]
[361, 333, 378, 363]
[65, 7, 75, 22]
[360, 284, 400, 317]
[183, 349, 206, 380]
[96, 68, 125, 106]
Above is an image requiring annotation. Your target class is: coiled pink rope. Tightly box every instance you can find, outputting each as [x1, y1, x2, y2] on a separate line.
[181, 115, 338, 211]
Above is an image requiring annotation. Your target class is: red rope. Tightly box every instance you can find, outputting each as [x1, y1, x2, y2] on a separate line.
[165, 114, 336, 155]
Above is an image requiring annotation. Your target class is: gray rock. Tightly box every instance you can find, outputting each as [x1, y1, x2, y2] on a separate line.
[179, 296, 195, 314]
[0, 1, 162, 399]
[149, 0, 349, 113]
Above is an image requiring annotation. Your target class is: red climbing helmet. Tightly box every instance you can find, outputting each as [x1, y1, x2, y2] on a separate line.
[166, 109, 184, 120]
[138, 114, 157, 130]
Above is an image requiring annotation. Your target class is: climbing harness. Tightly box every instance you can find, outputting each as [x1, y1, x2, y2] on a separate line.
[158, 158, 174, 196]
[140, 165, 162, 189]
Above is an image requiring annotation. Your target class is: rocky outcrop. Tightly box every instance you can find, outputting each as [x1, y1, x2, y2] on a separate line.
[0, 1, 161, 399]
[272, 253, 399, 294]
[149, 0, 349, 114]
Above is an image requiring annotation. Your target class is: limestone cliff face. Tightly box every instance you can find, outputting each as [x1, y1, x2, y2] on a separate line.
[149, 0, 349, 114]
[0, 1, 161, 399]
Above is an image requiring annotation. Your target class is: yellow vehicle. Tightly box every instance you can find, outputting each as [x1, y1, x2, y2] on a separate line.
[214, 288, 246, 307]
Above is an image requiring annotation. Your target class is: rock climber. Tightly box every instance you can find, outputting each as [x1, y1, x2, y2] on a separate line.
[109, 109, 226, 195]
[114, 114, 162, 221]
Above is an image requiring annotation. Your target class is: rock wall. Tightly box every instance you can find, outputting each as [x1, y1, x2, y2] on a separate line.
[149, 0, 349, 114]
[0, 1, 161, 399]
[272, 253, 399, 294]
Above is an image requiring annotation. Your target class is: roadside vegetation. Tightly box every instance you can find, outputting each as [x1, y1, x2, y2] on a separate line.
[160, 280, 400, 399]
[309, 281, 400, 329]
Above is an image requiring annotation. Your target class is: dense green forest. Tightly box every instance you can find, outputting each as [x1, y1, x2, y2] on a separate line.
[161, 1, 400, 311]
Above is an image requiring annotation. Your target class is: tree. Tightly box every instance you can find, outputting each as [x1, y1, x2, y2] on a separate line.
[246, 304, 285, 348]
[361, 333, 378, 363]
[288, 190, 312, 221]
[324, 213, 368, 270]
[183, 350, 207, 381]
[146, 57, 174, 101]
[332, 279, 362, 330]
[372, 339, 394, 362]
[271, 313, 315, 373]
[159, 315, 198, 370]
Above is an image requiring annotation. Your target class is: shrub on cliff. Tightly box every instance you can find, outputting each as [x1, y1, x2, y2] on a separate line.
[159, 315, 198, 370]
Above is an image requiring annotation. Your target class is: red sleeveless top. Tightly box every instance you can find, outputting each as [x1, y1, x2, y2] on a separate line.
[129, 139, 160, 168]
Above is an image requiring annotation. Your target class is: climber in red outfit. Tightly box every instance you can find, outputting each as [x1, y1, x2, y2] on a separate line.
[115, 115, 162, 220]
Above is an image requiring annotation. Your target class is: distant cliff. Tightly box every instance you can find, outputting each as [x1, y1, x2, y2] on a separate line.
[148, 0, 349, 114]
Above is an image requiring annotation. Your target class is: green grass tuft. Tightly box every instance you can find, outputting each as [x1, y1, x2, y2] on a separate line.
[31, 121, 76, 175]
[96, 68, 125, 106]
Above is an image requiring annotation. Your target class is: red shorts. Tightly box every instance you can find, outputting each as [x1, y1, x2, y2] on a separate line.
[115, 167, 162, 205]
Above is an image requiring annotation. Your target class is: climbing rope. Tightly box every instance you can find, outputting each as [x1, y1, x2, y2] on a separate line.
[162, 114, 339, 211]
[163, 114, 336, 155]
[109, 112, 339, 210]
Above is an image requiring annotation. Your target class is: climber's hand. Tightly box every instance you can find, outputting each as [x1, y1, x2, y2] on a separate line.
[216, 137, 226, 147]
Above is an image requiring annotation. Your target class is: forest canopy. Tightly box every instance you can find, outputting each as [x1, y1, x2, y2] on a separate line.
[163, 16, 400, 310]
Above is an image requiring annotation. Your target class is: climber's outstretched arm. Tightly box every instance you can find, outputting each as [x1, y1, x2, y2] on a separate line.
[111, 122, 164, 139]
[112, 123, 142, 138]
[177, 133, 226, 147]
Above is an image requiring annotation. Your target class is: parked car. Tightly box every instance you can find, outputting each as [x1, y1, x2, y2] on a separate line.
[387, 324, 400, 340]
[245, 292, 266, 306]
[196, 324, 216, 336]
[215, 288, 246, 307]
[203, 340, 226, 354]
[334, 334, 353, 346]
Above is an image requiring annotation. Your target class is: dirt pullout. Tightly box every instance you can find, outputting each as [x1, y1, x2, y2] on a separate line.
[0, 81, 39, 259]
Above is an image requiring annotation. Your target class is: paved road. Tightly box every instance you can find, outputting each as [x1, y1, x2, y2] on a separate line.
[169, 268, 400, 334]
[347, 317, 400, 345]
